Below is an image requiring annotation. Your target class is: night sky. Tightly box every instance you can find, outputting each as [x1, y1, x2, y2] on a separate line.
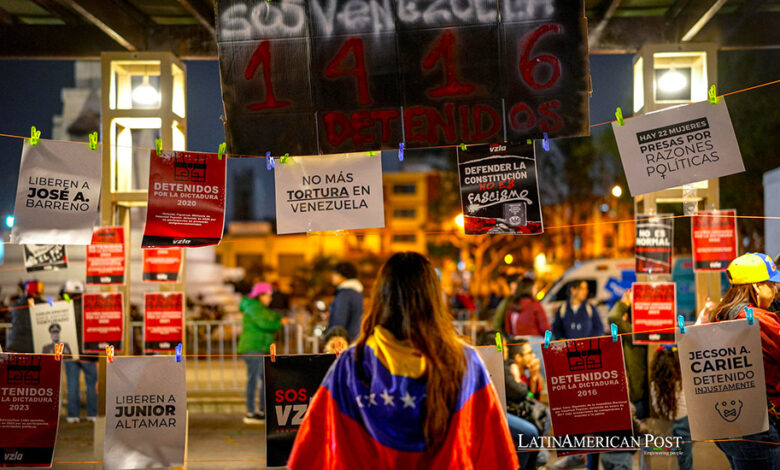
[0, 54, 632, 222]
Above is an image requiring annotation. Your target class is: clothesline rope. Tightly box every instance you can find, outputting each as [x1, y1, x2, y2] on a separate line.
[0, 78, 776, 158]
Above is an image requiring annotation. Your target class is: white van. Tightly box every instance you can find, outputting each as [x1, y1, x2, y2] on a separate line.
[539, 258, 637, 328]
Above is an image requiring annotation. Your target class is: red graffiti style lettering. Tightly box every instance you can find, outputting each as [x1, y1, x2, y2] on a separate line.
[322, 109, 401, 148]
[244, 40, 291, 111]
[325, 37, 373, 106]
[509, 102, 535, 131]
[425, 103, 456, 144]
[539, 99, 563, 132]
[472, 105, 500, 140]
[422, 30, 478, 99]
[404, 106, 428, 142]
[519, 24, 562, 90]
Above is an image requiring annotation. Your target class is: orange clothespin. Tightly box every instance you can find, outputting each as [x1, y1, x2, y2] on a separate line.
[27, 298, 35, 309]
[334, 343, 343, 357]
[54, 343, 64, 361]
[270, 343, 276, 363]
[106, 345, 115, 363]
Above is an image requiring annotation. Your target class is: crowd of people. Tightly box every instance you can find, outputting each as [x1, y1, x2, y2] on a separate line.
[3, 249, 780, 468]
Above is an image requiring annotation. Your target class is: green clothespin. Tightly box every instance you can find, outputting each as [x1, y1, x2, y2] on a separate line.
[459, 143, 467, 151]
[368, 150, 375, 157]
[154, 138, 162, 156]
[526, 139, 532, 145]
[218, 142, 226, 160]
[63, 293, 71, 303]
[708, 85, 719, 104]
[615, 107, 625, 126]
[88, 132, 98, 150]
[495, 332, 502, 352]
[29, 126, 41, 146]
[280, 153, 290, 163]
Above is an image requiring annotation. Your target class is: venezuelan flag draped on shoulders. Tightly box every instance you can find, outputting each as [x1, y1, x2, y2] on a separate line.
[288, 326, 519, 469]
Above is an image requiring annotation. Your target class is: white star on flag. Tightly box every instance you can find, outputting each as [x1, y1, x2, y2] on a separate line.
[368, 393, 377, 406]
[401, 392, 416, 409]
[356, 395, 364, 408]
[380, 389, 395, 406]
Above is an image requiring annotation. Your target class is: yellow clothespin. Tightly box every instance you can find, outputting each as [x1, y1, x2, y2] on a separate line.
[30, 126, 41, 146]
[54, 343, 64, 361]
[154, 138, 162, 156]
[708, 85, 719, 104]
[615, 107, 625, 126]
[459, 143, 467, 151]
[280, 153, 290, 164]
[88, 132, 98, 150]
[218, 142, 226, 160]
[495, 332, 502, 352]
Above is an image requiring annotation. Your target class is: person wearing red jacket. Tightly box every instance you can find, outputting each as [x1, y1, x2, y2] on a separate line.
[711, 253, 780, 468]
[494, 275, 551, 337]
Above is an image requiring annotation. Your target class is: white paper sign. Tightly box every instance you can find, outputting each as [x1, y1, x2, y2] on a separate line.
[30, 300, 80, 360]
[476, 346, 507, 412]
[274, 153, 385, 234]
[11, 139, 102, 244]
[612, 100, 744, 196]
[104, 357, 187, 470]
[677, 319, 768, 440]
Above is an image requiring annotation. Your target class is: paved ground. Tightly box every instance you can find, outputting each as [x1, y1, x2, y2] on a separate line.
[7, 412, 732, 469]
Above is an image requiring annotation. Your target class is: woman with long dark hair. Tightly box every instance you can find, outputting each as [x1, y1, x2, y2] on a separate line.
[288, 252, 518, 469]
[710, 253, 780, 468]
[650, 347, 691, 469]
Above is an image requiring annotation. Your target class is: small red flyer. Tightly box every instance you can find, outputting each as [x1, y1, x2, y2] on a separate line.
[144, 293, 184, 353]
[142, 248, 182, 282]
[82, 293, 124, 353]
[691, 209, 738, 272]
[542, 337, 633, 455]
[142, 150, 226, 247]
[86, 226, 125, 285]
[0, 354, 62, 467]
[631, 282, 676, 344]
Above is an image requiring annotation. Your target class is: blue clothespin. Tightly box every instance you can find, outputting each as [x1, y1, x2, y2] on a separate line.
[678, 315, 686, 334]
[615, 107, 625, 126]
[154, 138, 162, 156]
[542, 133, 550, 151]
[218, 142, 226, 160]
[175, 343, 183, 362]
[611, 323, 618, 342]
[266, 151, 275, 170]
[47, 297, 54, 307]
[30, 126, 41, 146]
[398, 143, 404, 162]
[544, 330, 551, 348]
[745, 306, 755, 325]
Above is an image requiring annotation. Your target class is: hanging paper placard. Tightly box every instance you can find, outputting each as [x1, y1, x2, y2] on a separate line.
[30, 300, 80, 359]
[23, 244, 67, 272]
[0, 354, 62, 467]
[612, 100, 745, 196]
[143, 293, 184, 353]
[86, 227, 125, 285]
[274, 153, 384, 234]
[631, 282, 676, 344]
[11, 139, 101, 245]
[457, 142, 543, 235]
[104, 356, 187, 469]
[142, 150, 226, 247]
[691, 209, 738, 272]
[142, 248, 182, 282]
[82, 293, 124, 353]
[635, 214, 673, 274]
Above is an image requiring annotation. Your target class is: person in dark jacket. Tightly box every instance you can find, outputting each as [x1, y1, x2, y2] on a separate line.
[60, 281, 98, 423]
[7, 280, 43, 353]
[238, 282, 286, 424]
[552, 280, 603, 340]
[327, 262, 364, 342]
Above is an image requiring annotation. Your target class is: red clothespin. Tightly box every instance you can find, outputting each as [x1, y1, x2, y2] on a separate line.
[106, 345, 115, 363]
[54, 343, 64, 361]
[270, 343, 276, 363]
